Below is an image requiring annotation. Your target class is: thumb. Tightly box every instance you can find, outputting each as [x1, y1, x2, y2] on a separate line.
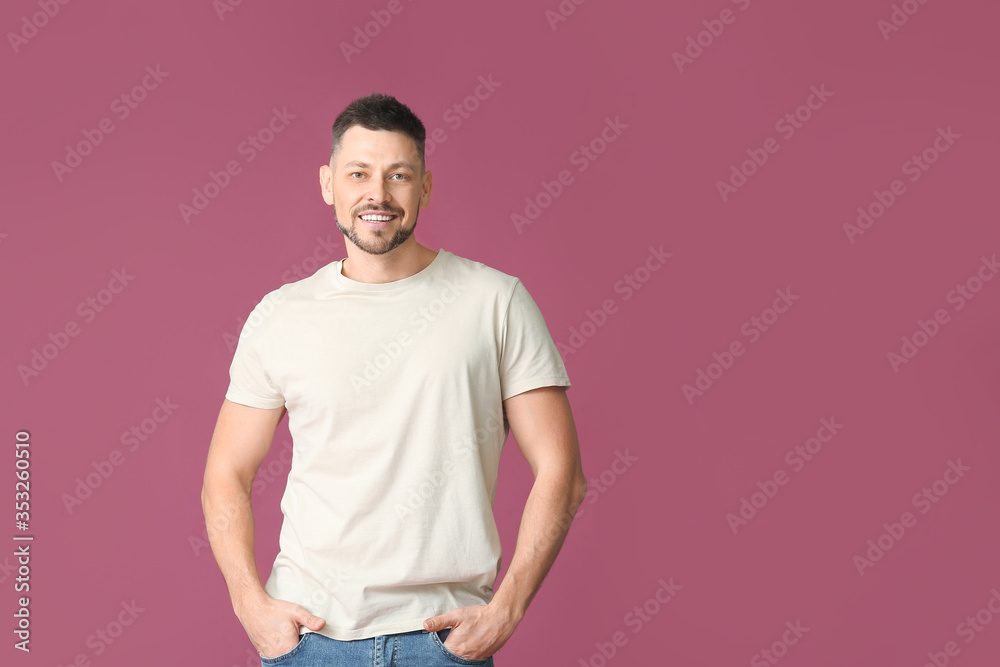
[295, 608, 326, 631]
[423, 612, 455, 632]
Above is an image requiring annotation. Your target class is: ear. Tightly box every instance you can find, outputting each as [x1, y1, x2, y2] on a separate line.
[319, 164, 334, 205]
[420, 169, 433, 209]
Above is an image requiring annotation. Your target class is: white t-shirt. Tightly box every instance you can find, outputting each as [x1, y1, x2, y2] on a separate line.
[225, 248, 571, 640]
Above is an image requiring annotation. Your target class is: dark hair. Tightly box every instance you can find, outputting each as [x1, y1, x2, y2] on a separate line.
[330, 92, 426, 168]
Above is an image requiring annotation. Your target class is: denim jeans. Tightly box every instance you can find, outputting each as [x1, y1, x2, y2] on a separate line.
[259, 627, 496, 666]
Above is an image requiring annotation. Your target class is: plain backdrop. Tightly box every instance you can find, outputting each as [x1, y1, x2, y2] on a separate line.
[2, 0, 999, 665]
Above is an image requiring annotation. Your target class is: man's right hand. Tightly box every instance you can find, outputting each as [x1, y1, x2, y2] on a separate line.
[237, 593, 327, 659]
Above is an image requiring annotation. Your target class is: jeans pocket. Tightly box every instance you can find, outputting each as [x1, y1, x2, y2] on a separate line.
[260, 632, 311, 664]
[428, 628, 491, 665]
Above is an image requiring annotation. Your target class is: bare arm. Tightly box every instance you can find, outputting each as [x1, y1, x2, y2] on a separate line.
[201, 398, 325, 658]
[423, 385, 587, 658]
[490, 385, 588, 619]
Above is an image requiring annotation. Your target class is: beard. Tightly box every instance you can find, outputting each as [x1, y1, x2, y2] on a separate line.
[335, 206, 417, 256]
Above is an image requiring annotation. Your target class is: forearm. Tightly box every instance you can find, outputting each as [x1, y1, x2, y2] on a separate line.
[201, 477, 268, 614]
[490, 468, 587, 621]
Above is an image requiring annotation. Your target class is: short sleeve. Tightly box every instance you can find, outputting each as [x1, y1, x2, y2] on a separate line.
[498, 279, 571, 401]
[225, 298, 285, 410]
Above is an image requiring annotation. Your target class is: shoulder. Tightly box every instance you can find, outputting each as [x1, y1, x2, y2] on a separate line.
[441, 250, 521, 299]
[266, 260, 341, 303]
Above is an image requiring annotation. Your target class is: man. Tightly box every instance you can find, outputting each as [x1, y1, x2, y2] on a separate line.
[201, 92, 588, 666]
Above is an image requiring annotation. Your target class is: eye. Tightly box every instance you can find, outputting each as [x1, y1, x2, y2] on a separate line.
[350, 172, 364, 178]
[391, 173, 408, 180]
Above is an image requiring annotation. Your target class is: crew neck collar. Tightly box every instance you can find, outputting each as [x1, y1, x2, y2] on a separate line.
[335, 248, 448, 292]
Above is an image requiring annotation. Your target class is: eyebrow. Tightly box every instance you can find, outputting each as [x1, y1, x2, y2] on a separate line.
[343, 161, 416, 172]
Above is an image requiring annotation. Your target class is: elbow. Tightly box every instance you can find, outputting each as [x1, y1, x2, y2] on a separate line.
[201, 472, 219, 513]
[200, 482, 211, 513]
[573, 473, 589, 506]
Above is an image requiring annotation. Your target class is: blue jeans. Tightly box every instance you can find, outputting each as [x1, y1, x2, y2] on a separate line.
[259, 627, 496, 666]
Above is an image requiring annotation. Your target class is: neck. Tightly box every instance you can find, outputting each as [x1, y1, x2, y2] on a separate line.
[342, 240, 438, 284]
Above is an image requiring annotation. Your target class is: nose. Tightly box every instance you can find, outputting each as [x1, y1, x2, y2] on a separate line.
[365, 179, 391, 206]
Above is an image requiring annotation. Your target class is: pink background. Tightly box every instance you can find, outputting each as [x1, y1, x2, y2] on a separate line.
[3, 0, 1000, 664]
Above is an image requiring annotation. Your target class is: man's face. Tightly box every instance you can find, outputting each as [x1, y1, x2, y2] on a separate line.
[320, 125, 432, 256]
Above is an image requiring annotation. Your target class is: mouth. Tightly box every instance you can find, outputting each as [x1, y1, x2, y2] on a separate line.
[357, 211, 398, 229]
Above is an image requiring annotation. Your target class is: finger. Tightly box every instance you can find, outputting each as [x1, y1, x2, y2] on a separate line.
[294, 608, 327, 631]
[423, 613, 456, 632]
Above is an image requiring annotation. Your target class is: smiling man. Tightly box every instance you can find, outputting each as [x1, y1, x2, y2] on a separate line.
[201, 92, 588, 666]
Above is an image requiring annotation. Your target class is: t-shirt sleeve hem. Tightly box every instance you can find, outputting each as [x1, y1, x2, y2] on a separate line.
[501, 376, 571, 402]
[225, 389, 286, 410]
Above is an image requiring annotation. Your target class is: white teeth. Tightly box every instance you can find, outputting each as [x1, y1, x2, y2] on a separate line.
[360, 214, 393, 221]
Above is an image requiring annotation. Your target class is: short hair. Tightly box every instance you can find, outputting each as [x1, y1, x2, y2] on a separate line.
[330, 92, 427, 168]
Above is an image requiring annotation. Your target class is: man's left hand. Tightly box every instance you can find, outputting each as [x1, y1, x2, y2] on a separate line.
[423, 602, 520, 660]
